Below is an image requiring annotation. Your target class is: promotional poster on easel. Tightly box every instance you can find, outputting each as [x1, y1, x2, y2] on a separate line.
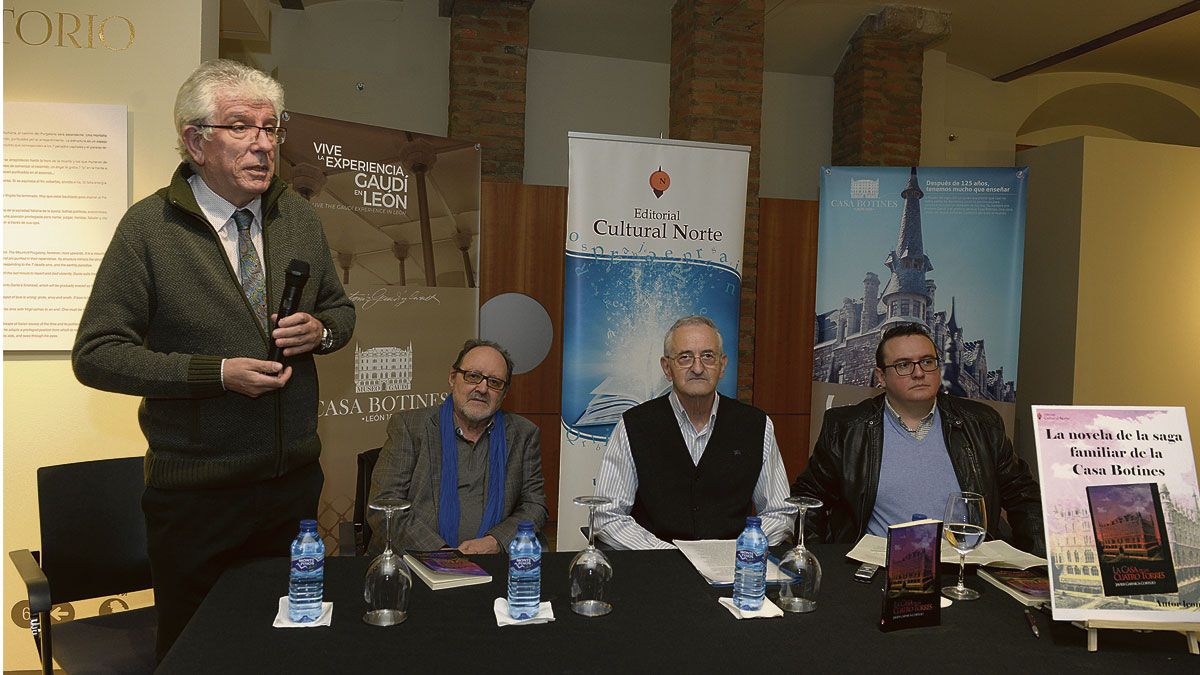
[1032, 406, 1200, 624]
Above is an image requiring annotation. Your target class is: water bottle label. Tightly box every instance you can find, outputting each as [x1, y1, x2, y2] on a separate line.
[510, 556, 540, 572]
[292, 556, 324, 573]
[735, 549, 765, 565]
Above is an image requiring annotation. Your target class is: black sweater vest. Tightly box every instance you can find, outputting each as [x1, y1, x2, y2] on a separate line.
[625, 394, 765, 541]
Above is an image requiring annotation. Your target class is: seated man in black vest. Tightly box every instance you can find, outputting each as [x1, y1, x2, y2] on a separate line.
[594, 316, 795, 549]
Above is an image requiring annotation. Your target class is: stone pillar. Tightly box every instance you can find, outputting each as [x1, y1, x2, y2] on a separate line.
[832, 5, 950, 166]
[454, 230, 476, 288]
[393, 241, 410, 286]
[399, 139, 439, 286]
[669, 0, 764, 402]
[337, 252, 354, 285]
[444, 0, 533, 182]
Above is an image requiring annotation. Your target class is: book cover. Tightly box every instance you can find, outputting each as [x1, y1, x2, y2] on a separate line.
[978, 567, 1050, 606]
[409, 550, 490, 577]
[1085, 483, 1178, 597]
[1032, 405, 1200, 623]
[404, 550, 493, 590]
[880, 518, 942, 632]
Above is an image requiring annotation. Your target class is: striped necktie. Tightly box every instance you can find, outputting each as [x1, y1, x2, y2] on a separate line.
[233, 209, 268, 330]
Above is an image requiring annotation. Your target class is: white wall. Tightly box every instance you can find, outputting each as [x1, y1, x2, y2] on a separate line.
[523, 49, 669, 186]
[3, 2, 218, 668]
[922, 48, 1200, 167]
[760, 71, 833, 200]
[251, 0, 450, 136]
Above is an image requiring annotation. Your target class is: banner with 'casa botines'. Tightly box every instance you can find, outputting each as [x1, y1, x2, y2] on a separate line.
[557, 132, 749, 550]
[279, 111, 481, 552]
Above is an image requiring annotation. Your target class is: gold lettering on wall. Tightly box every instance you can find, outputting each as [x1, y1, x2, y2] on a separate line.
[3, 7, 134, 51]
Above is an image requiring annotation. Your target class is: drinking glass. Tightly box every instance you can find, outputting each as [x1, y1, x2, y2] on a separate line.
[777, 496, 823, 612]
[364, 498, 413, 626]
[941, 491, 987, 601]
[569, 495, 614, 617]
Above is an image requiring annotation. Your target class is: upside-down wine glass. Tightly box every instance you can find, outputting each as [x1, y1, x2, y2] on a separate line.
[569, 495, 614, 617]
[363, 498, 413, 625]
[942, 491, 987, 601]
[777, 496, 823, 612]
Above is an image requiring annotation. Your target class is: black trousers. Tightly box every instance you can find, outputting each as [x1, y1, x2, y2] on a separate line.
[143, 461, 324, 662]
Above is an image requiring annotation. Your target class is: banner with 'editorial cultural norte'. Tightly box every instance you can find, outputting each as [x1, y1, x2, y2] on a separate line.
[557, 132, 749, 550]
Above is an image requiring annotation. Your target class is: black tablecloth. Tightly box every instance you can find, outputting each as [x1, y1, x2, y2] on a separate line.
[159, 545, 1196, 672]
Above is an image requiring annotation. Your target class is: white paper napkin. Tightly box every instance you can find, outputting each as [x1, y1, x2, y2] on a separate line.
[718, 596, 784, 619]
[272, 596, 333, 628]
[493, 598, 555, 626]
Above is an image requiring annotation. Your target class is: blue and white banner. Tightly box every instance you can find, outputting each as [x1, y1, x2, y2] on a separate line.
[811, 166, 1027, 430]
[557, 132, 749, 550]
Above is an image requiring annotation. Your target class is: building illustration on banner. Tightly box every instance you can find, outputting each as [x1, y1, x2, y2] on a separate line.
[813, 167, 1016, 402]
[354, 342, 414, 394]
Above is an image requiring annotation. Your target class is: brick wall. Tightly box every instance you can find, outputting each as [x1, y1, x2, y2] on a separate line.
[669, 0, 765, 403]
[832, 36, 924, 166]
[446, 0, 533, 182]
[831, 5, 950, 167]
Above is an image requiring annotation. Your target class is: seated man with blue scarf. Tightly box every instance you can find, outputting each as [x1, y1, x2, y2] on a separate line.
[368, 339, 547, 554]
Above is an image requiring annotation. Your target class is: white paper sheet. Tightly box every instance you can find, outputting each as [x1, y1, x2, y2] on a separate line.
[674, 539, 790, 586]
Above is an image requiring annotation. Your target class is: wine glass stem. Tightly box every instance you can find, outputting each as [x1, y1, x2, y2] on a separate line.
[957, 553, 966, 590]
[796, 506, 806, 547]
[587, 506, 597, 548]
[382, 509, 394, 556]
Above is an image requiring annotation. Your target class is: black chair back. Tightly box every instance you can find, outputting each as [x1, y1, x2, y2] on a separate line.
[38, 456, 151, 604]
[352, 447, 382, 555]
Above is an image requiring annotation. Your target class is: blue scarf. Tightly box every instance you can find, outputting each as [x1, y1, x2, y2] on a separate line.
[437, 396, 507, 547]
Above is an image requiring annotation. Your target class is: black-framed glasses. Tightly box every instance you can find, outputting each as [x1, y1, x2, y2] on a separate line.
[196, 123, 286, 144]
[453, 368, 508, 391]
[883, 357, 940, 376]
[670, 351, 721, 368]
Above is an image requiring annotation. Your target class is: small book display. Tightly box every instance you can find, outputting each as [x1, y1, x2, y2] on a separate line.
[1032, 406, 1199, 653]
[880, 518, 942, 632]
[403, 550, 492, 591]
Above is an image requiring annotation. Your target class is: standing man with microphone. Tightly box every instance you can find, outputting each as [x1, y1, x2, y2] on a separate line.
[72, 59, 355, 661]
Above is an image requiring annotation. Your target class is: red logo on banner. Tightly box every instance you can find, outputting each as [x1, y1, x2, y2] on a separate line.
[649, 167, 670, 198]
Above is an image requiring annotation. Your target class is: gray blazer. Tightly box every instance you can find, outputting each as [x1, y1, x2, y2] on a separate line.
[366, 403, 547, 553]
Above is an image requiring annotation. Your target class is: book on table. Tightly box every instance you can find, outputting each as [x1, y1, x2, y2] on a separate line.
[403, 550, 493, 590]
[978, 567, 1050, 606]
[879, 518, 942, 632]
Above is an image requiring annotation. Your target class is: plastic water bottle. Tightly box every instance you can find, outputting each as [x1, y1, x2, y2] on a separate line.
[507, 520, 541, 620]
[288, 519, 325, 622]
[733, 516, 768, 611]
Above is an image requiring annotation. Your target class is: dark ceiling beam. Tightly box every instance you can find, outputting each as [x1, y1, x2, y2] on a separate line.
[994, 0, 1200, 82]
[279, 0, 304, 9]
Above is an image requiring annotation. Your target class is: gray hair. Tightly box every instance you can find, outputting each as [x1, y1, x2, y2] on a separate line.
[662, 315, 723, 357]
[453, 338, 516, 383]
[174, 59, 285, 162]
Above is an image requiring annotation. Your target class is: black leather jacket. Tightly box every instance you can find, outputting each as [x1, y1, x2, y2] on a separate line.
[792, 393, 1045, 555]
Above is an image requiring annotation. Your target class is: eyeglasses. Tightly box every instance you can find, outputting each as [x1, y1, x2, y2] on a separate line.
[453, 368, 508, 391]
[882, 357, 940, 376]
[196, 123, 286, 145]
[670, 351, 721, 368]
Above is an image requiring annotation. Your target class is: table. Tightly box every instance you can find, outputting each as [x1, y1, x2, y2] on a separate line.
[159, 545, 1197, 672]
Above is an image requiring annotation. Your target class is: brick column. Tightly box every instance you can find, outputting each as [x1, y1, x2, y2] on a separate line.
[832, 5, 950, 166]
[669, 0, 764, 403]
[444, 0, 533, 182]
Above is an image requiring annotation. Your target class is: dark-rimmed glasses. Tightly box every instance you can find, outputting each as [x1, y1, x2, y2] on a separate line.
[882, 357, 940, 376]
[453, 368, 508, 391]
[196, 123, 286, 144]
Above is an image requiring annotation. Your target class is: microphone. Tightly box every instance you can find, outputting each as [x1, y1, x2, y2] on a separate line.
[268, 259, 310, 362]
